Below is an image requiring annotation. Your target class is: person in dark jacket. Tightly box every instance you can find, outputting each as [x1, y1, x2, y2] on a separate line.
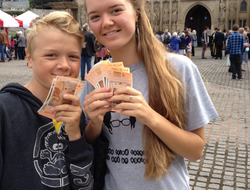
[13, 33, 19, 60]
[214, 28, 225, 59]
[81, 23, 96, 81]
[0, 11, 95, 190]
[210, 27, 217, 58]
[16, 31, 26, 60]
[201, 26, 209, 59]
[226, 24, 244, 80]
[179, 32, 187, 55]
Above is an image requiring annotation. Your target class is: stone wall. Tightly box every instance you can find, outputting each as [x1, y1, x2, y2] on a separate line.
[1, 2, 29, 12]
[30, 9, 53, 17]
[76, 0, 250, 33]
[76, 0, 87, 28]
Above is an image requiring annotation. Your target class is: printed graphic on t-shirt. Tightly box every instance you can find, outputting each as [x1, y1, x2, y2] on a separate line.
[106, 148, 145, 165]
[104, 111, 145, 165]
[104, 111, 136, 134]
[33, 122, 93, 189]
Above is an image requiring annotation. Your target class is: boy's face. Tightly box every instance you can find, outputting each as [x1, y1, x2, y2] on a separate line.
[27, 28, 81, 91]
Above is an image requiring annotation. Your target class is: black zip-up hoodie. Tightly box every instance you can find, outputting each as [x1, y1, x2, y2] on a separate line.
[0, 83, 94, 190]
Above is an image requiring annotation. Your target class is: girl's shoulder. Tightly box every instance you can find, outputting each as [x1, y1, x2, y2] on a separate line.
[167, 53, 199, 82]
[167, 53, 197, 70]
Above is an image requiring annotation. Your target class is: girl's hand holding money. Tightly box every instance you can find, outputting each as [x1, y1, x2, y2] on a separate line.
[53, 93, 82, 141]
[108, 86, 157, 127]
[83, 87, 113, 143]
[84, 87, 113, 125]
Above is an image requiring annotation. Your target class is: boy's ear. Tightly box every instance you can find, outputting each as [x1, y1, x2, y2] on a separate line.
[26, 50, 33, 68]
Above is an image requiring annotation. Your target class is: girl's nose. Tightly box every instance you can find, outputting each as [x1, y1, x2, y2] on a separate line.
[102, 14, 114, 28]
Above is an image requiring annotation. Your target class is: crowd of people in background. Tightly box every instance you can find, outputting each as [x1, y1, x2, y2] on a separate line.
[0, 27, 27, 62]
[155, 27, 197, 60]
[208, 25, 250, 80]
[225, 24, 250, 80]
[155, 25, 250, 81]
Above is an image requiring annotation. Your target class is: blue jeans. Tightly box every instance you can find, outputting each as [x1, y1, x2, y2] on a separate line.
[81, 55, 92, 79]
[0, 44, 12, 61]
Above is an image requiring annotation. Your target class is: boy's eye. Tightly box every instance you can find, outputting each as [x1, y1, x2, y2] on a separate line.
[46, 54, 56, 57]
[69, 55, 80, 60]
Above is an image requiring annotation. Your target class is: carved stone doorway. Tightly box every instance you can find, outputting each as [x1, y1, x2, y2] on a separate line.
[185, 5, 211, 46]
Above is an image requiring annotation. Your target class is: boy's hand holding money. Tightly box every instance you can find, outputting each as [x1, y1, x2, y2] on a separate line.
[53, 93, 82, 141]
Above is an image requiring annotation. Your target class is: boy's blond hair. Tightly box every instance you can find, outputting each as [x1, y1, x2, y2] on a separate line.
[27, 11, 84, 56]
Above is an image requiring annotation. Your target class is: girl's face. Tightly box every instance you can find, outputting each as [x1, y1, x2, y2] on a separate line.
[86, 0, 138, 52]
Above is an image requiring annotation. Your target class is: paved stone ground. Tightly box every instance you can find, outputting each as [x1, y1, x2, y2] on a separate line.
[0, 48, 249, 189]
[187, 48, 249, 190]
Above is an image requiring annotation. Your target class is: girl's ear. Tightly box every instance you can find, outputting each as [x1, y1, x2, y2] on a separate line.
[26, 50, 33, 68]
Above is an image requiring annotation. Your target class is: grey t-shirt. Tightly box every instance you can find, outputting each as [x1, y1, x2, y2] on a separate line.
[80, 53, 218, 190]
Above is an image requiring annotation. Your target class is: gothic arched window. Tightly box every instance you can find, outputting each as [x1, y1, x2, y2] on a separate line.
[240, 0, 247, 12]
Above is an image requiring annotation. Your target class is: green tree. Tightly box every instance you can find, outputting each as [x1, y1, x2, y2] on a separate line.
[29, 0, 34, 8]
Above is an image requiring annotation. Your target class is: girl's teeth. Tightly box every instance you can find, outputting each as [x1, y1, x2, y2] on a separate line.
[107, 31, 116, 36]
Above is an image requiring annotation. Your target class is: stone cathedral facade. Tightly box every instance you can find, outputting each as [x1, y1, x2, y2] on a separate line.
[143, 0, 250, 32]
[77, 0, 250, 38]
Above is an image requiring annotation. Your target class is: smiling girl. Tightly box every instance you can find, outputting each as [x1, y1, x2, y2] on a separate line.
[80, 0, 218, 189]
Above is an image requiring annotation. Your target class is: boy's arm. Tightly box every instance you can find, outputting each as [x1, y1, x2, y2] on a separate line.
[0, 122, 3, 186]
[65, 114, 95, 190]
[93, 130, 109, 190]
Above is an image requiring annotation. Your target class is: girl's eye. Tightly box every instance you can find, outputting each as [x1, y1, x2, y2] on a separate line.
[112, 9, 121, 14]
[90, 15, 100, 21]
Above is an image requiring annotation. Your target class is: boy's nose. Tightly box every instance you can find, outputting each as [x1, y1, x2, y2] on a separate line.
[58, 57, 71, 69]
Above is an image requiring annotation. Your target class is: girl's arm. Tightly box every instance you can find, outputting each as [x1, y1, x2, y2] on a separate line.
[83, 87, 113, 143]
[144, 110, 205, 161]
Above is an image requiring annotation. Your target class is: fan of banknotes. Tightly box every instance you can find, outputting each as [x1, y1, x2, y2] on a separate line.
[86, 60, 133, 92]
[38, 76, 83, 120]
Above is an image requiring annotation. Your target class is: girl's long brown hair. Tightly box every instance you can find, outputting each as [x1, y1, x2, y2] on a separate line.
[131, 0, 187, 180]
